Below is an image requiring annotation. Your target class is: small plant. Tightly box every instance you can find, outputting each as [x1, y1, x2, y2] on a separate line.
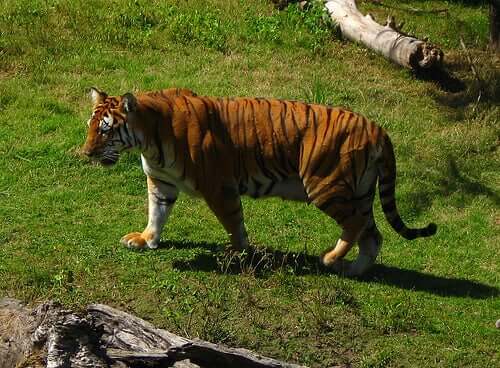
[303, 77, 331, 105]
[285, 1, 338, 54]
[245, 12, 282, 43]
[169, 8, 230, 53]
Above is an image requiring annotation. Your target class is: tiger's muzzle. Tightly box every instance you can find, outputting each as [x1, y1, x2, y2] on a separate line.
[82, 147, 118, 166]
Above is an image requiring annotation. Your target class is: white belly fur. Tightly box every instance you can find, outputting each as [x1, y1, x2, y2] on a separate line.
[141, 156, 307, 202]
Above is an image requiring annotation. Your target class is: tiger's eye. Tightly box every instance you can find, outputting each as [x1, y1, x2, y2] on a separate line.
[99, 115, 113, 133]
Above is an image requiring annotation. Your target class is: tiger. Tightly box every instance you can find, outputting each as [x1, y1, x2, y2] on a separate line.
[82, 87, 436, 276]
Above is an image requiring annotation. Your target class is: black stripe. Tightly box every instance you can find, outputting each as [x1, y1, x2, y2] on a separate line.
[305, 104, 311, 128]
[379, 175, 394, 186]
[235, 99, 241, 135]
[381, 200, 396, 213]
[201, 98, 219, 161]
[302, 106, 319, 174]
[154, 178, 177, 190]
[308, 109, 336, 179]
[116, 127, 126, 146]
[251, 178, 262, 198]
[238, 182, 248, 195]
[160, 197, 177, 205]
[122, 122, 130, 140]
[335, 208, 356, 225]
[251, 101, 277, 181]
[379, 185, 395, 198]
[225, 205, 242, 218]
[240, 100, 249, 183]
[180, 162, 186, 181]
[262, 181, 275, 196]
[318, 196, 349, 212]
[361, 143, 370, 178]
[361, 208, 372, 217]
[392, 218, 405, 232]
[350, 150, 358, 187]
[151, 192, 177, 205]
[185, 97, 201, 122]
[167, 141, 177, 168]
[265, 100, 285, 178]
[280, 101, 290, 145]
[353, 190, 375, 201]
[290, 103, 301, 138]
[154, 128, 165, 167]
[223, 99, 232, 145]
[364, 222, 376, 234]
[404, 229, 417, 240]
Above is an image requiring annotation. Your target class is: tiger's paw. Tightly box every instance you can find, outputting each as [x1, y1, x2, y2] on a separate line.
[321, 255, 348, 274]
[321, 257, 360, 277]
[120, 232, 159, 250]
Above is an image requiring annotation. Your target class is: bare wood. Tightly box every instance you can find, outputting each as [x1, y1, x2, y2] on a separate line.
[0, 299, 34, 368]
[89, 304, 305, 367]
[324, 0, 443, 70]
[1, 299, 307, 368]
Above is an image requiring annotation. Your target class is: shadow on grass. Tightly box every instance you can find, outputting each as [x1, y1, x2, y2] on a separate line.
[403, 156, 500, 217]
[413, 67, 466, 93]
[427, 51, 500, 109]
[167, 242, 498, 299]
[443, 158, 500, 206]
[359, 264, 499, 298]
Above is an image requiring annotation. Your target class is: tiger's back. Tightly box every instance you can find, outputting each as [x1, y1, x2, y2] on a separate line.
[161, 96, 386, 204]
[82, 89, 436, 276]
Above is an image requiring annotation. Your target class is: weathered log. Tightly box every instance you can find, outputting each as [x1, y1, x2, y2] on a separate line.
[0, 299, 307, 368]
[324, 0, 443, 70]
[0, 298, 36, 368]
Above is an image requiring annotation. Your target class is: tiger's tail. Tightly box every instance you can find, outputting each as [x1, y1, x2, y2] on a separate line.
[377, 135, 437, 240]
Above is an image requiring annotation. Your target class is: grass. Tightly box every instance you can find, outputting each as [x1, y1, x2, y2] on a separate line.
[0, 0, 499, 367]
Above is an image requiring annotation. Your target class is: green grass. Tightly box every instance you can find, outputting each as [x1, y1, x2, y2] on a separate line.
[0, 0, 499, 367]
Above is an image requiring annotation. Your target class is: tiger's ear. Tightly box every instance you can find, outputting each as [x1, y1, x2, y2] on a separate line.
[90, 87, 107, 106]
[121, 93, 137, 113]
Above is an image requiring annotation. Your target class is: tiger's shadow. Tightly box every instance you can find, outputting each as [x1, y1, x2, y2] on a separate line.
[163, 240, 498, 299]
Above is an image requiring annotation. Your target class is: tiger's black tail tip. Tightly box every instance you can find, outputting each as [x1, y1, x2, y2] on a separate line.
[404, 222, 437, 240]
[426, 223, 437, 236]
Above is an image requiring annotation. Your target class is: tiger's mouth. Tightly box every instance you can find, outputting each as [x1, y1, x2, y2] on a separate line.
[100, 157, 119, 166]
[98, 152, 121, 166]
[83, 150, 119, 167]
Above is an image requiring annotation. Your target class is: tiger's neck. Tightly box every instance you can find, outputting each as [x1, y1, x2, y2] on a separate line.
[127, 101, 172, 165]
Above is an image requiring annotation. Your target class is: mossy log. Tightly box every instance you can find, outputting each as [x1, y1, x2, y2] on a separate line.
[0, 298, 307, 368]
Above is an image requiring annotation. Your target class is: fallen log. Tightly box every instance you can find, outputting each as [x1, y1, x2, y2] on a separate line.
[275, 0, 444, 70]
[325, 0, 443, 70]
[0, 298, 307, 368]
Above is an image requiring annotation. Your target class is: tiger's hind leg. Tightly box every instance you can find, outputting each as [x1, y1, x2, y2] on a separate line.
[319, 207, 368, 274]
[348, 213, 382, 276]
[308, 147, 380, 276]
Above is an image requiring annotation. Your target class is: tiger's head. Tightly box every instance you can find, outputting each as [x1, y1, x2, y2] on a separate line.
[82, 87, 137, 166]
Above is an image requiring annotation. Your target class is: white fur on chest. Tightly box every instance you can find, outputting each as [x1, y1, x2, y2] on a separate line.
[141, 155, 200, 197]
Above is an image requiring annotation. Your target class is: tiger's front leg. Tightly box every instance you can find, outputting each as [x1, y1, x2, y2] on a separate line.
[204, 184, 249, 251]
[121, 176, 178, 249]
